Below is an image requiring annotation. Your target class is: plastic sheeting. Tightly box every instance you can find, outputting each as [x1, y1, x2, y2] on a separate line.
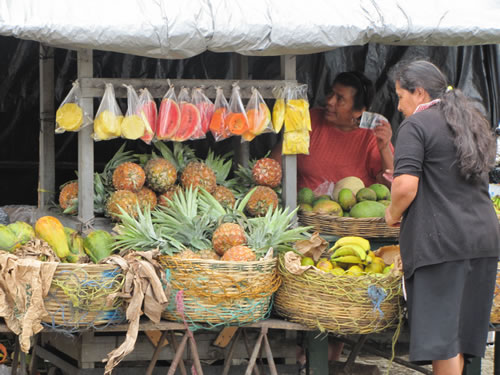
[1, 0, 500, 59]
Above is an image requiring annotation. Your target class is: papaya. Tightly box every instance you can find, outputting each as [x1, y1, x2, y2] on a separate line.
[8, 221, 35, 246]
[225, 112, 248, 135]
[0, 224, 20, 252]
[35, 216, 71, 259]
[83, 230, 114, 263]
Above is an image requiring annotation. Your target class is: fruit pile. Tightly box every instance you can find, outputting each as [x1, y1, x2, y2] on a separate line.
[0, 216, 114, 264]
[300, 236, 395, 276]
[492, 195, 500, 218]
[297, 176, 390, 218]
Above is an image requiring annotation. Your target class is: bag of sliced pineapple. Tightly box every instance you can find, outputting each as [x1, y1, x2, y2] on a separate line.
[93, 83, 123, 141]
[55, 80, 92, 133]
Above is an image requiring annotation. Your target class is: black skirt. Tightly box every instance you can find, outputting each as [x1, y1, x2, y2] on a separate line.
[405, 257, 497, 364]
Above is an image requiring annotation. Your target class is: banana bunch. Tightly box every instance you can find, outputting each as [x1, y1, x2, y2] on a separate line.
[329, 236, 372, 265]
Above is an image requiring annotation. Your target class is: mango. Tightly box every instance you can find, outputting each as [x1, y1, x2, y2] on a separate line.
[35, 216, 71, 259]
[0, 225, 19, 252]
[369, 184, 391, 200]
[83, 230, 114, 263]
[299, 203, 313, 212]
[338, 188, 356, 211]
[332, 176, 365, 201]
[298, 187, 315, 205]
[356, 187, 377, 202]
[378, 200, 391, 207]
[8, 221, 35, 245]
[312, 200, 343, 216]
[350, 201, 386, 218]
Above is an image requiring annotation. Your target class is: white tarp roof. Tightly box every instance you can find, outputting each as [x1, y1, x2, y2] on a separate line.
[1, 0, 499, 59]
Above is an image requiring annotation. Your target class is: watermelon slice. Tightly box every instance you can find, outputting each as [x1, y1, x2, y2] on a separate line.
[157, 98, 181, 140]
[139, 100, 158, 143]
[193, 101, 215, 138]
[172, 103, 201, 141]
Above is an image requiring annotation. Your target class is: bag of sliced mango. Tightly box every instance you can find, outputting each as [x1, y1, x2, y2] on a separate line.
[242, 87, 272, 142]
[55, 81, 91, 133]
[121, 85, 146, 140]
[93, 83, 123, 141]
[272, 86, 286, 133]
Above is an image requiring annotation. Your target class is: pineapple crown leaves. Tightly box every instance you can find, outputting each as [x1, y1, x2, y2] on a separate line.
[246, 205, 312, 258]
[112, 204, 181, 255]
[204, 149, 234, 185]
[153, 141, 197, 172]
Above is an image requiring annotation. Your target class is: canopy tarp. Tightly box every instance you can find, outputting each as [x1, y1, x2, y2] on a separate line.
[1, 0, 499, 59]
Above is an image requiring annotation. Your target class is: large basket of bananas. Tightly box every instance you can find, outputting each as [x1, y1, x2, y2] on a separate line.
[42, 263, 125, 329]
[274, 236, 404, 334]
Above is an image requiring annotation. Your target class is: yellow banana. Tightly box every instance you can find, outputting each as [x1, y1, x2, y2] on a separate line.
[332, 255, 364, 264]
[330, 236, 370, 252]
[331, 244, 367, 261]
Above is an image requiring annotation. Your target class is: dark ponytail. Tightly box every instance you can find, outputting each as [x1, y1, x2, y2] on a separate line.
[391, 60, 495, 182]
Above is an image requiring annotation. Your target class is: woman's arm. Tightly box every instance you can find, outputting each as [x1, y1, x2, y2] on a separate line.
[374, 122, 394, 187]
[385, 174, 419, 227]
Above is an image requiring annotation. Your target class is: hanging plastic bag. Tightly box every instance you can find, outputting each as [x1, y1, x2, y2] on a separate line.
[120, 85, 146, 140]
[282, 130, 310, 155]
[137, 88, 157, 144]
[93, 83, 123, 141]
[272, 86, 286, 133]
[242, 87, 272, 142]
[225, 84, 248, 136]
[209, 87, 232, 142]
[157, 84, 180, 141]
[284, 84, 311, 132]
[55, 81, 91, 133]
[191, 87, 214, 139]
[171, 87, 203, 142]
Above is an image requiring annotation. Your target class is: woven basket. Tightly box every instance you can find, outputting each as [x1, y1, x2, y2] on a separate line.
[298, 211, 400, 239]
[42, 264, 125, 328]
[490, 262, 500, 323]
[158, 256, 280, 326]
[274, 254, 403, 334]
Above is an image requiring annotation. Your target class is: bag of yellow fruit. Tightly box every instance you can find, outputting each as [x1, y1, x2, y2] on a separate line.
[120, 84, 146, 140]
[55, 81, 91, 133]
[284, 84, 311, 132]
[271, 85, 286, 133]
[92, 83, 123, 141]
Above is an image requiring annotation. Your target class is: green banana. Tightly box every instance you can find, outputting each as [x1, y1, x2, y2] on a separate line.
[331, 244, 367, 261]
[330, 236, 370, 252]
[331, 255, 364, 264]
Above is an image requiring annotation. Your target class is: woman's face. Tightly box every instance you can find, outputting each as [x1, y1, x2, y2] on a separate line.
[395, 81, 426, 118]
[324, 83, 362, 128]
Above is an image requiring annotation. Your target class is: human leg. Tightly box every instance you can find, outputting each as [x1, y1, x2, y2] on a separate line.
[432, 353, 464, 375]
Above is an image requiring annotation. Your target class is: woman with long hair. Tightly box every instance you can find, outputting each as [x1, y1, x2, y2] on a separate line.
[386, 60, 500, 375]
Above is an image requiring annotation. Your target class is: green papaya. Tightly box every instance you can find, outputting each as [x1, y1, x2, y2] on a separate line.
[0, 224, 19, 252]
[83, 230, 114, 263]
[8, 221, 35, 246]
[64, 227, 85, 263]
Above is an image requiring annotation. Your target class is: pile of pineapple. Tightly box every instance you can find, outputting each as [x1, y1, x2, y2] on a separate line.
[59, 142, 306, 262]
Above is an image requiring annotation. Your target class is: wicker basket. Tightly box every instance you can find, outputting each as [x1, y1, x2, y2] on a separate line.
[274, 254, 403, 334]
[490, 262, 500, 323]
[158, 256, 280, 326]
[298, 211, 400, 239]
[42, 264, 125, 328]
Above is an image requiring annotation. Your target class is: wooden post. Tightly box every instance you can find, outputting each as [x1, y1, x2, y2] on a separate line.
[38, 44, 55, 208]
[280, 55, 297, 214]
[77, 49, 94, 230]
[305, 331, 328, 375]
[232, 53, 250, 168]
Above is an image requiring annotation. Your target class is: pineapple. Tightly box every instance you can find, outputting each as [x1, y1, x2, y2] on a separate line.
[172, 249, 201, 259]
[136, 187, 157, 211]
[246, 186, 279, 217]
[154, 141, 197, 174]
[180, 162, 217, 193]
[59, 181, 78, 214]
[144, 158, 177, 193]
[221, 245, 256, 262]
[198, 248, 220, 260]
[158, 185, 183, 207]
[106, 190, 139, 221]
[252, 158, 282, 188]
[212, 185, 236, 208]
[112, 162, 146, 192]
[212, 222, 247, 256]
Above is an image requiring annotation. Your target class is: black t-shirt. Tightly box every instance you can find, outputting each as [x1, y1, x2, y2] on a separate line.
[394, 106, 499, 277]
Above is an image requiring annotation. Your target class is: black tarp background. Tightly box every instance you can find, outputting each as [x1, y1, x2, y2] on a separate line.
[0, 35, 499, 206]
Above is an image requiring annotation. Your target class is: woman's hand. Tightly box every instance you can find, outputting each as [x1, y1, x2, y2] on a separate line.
[385, 205, 401, 227]
[374, 121, 392, 150]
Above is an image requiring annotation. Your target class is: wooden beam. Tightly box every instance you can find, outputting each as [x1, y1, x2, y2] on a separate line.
[213, 327, 239, 348]
[77, 50, 95, 230]
[79, 77, 297, 100]
[38, 44, 55, 208]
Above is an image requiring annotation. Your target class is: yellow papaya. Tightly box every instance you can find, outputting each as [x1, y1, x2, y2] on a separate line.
[8, 221, 35, 246]
[83, 230, 114, 263]
[0, 224, 19, 252]
[35, 216, 71, 259]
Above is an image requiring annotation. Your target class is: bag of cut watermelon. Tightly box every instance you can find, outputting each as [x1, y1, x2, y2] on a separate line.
[191, 87, 214, 139]
[121, 84, 146, 140]
[93, 83, 123, 141]
[171, 87, 203, 142]
[137, 88, 157, 144]
[242, 87, 272, 142]
[225, 83, 248, 136]
[209, 87, 232, 142]
[156, 84, 180, 141]
[271, 85, 286, 133]
[55, 81, 92, 133]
